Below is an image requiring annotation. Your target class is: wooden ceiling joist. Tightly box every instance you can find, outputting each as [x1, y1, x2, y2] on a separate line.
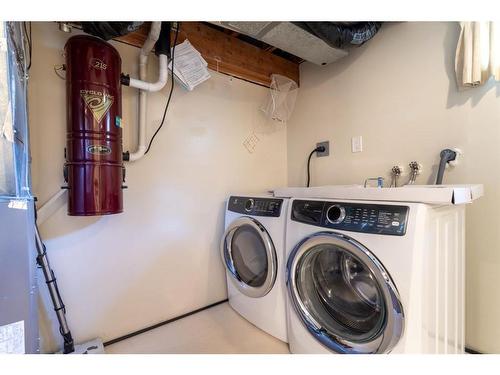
[114, 22, 299, 88]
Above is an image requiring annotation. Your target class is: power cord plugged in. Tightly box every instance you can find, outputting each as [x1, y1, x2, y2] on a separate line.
[315, 140, 329, 157]
[306, 143, 328, 188]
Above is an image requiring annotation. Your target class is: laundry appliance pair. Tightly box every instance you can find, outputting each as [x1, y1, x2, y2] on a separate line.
[220, 185, 482, 354]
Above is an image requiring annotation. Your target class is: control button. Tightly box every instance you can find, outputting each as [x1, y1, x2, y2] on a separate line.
[244, 199, 255, 212]
[326, 205, 346, 224]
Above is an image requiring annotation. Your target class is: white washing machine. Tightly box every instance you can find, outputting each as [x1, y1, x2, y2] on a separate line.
[285, 197, 467, 354]
[221, 195, 288, 342]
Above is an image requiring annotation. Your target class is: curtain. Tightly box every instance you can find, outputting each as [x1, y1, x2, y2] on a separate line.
[455, 22, 500, 88]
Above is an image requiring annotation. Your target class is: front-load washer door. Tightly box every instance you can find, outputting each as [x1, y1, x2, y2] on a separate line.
[287, 231, 404, 354]
[221, 217, 277, 298]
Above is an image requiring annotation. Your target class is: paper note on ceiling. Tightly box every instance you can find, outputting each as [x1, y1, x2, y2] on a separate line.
[169, 40, 211, 91]
[0, 320, 25, 354]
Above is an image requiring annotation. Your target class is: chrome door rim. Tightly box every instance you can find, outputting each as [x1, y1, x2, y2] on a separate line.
[287, 231, 404, 354]
[221, 217, 277, 298]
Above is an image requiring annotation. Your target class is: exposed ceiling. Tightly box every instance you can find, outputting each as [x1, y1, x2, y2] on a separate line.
[209, 22, 348, 66]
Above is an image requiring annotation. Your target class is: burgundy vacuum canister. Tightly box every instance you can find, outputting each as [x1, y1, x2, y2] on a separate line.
[64, 35, 124, 216]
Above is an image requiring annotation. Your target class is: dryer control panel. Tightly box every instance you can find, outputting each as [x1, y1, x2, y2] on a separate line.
[291, 200, 409, 236]
[228, 196, 283, 217]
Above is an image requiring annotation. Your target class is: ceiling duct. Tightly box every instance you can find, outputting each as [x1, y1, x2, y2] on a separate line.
[212, 22, 381, 66]
[212, 21, 348, 66]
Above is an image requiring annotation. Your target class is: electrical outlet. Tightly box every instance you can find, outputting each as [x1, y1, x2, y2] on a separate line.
[316, 141, 330, 157]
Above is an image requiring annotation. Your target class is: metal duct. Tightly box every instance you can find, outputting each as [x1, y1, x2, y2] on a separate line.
[211, 21, 349, 65]
[212, 21, 382, 66]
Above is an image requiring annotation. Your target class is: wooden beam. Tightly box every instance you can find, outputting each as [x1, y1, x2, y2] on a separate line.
[114, 22, 299, 87]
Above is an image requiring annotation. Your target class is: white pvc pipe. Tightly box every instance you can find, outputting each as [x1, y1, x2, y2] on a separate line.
[141, 22, 162, 59]
[129, 55, 169, 92]
[128, 22, 169, 162]
[129, 90, 147, 161]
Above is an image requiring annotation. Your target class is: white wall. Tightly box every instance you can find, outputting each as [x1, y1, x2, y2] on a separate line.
[287, 22, 500, 353]
[29, 22, 287, 353]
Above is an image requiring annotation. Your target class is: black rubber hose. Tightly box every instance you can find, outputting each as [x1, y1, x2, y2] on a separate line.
[155, 22, 172, 58]
[62, 332, 75, 354]
[436, 149, 457, 185]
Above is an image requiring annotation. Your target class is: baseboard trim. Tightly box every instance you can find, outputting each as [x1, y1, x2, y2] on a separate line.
[103, 299, 229, 347]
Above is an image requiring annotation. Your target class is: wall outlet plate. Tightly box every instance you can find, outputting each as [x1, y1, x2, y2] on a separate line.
[316, 141, 330, 157]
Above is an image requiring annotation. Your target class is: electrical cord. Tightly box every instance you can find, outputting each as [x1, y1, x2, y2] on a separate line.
[23, 22, 32, 71]
[306, 145, 325, 187]
[144, 23, 181, 155]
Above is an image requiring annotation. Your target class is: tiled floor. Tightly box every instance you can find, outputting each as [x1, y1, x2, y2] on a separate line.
[105, 302, 290, 354]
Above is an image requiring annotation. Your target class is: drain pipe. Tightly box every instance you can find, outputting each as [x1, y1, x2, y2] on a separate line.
[121, 22, 171, 162]
[435, 148, 458, 185]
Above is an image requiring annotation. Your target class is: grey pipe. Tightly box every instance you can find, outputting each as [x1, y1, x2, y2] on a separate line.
[435, 149, 457, 185]
[34, 223, 74, 353]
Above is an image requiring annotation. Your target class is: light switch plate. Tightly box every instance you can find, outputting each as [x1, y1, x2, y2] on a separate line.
[351, 136, 363, 153]
[316, 141, 329, 157]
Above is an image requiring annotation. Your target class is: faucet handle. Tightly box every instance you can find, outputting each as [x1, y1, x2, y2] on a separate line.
[391, 165, 403, 176]
[407, 161, 423, 185]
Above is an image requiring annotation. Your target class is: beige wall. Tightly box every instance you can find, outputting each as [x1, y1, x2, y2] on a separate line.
[287, 22, 500, 353]
[29, 22, 287, 353]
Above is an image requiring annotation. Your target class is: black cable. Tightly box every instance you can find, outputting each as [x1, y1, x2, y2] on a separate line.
[306, 146, 325, 187]
[103, 299, 228, 347]
[144, 23, 181, 155]
[23, 22, 32, 71]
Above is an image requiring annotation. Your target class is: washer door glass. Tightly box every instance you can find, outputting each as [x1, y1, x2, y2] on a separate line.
[221, 217, 277, 298]
[231, 224, 268, 287]
[288, 232, 404, 354]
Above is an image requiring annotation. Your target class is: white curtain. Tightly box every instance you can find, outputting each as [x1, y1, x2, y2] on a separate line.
[455, 22, 500, 88]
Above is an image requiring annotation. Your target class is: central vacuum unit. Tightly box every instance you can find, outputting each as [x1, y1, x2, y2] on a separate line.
[64, 35, 124, 216]
[42, 23, 172, 353]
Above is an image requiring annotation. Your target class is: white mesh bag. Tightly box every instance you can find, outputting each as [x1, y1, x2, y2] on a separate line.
[260, 74, 298, 123]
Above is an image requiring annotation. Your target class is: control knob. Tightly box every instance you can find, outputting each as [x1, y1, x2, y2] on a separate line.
[244, 199, 255, 212]
[326, 204, 346, 224]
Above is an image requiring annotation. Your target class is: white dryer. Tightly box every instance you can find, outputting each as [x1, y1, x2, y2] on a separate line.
[221, 195, 288, 342]
[285, 197, 467, 354]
